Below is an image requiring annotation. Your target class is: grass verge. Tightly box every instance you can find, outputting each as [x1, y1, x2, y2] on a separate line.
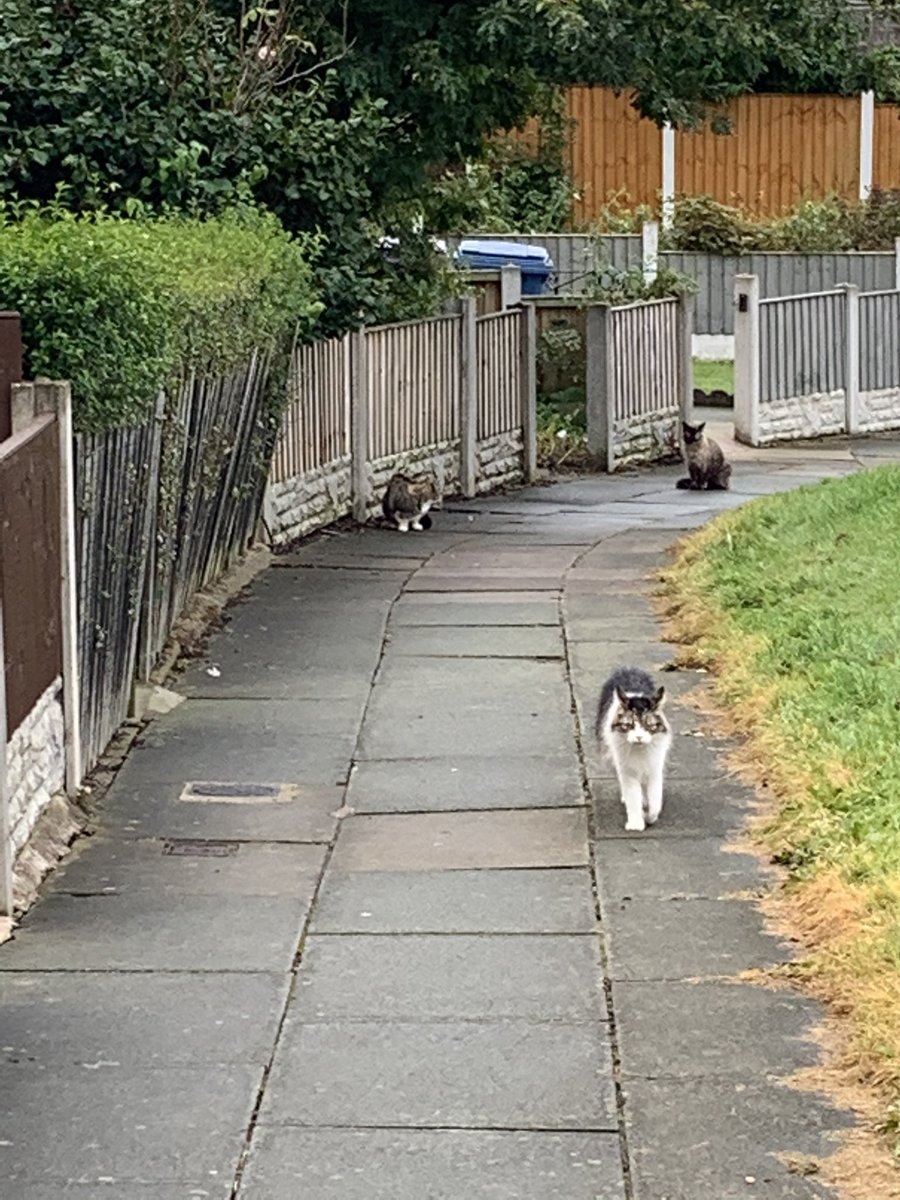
[693, 358, 734, 395]
[660, 465, 900, 1154]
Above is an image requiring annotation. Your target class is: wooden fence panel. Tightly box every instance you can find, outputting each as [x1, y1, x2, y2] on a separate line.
[860, 290, 900, 391]
[609, 299, 679, 420]
[0, 417, 62, 733]
[476, 311, 522, 437]
[675, 94, 860, 214]
[874, 104, 900, 190]
[758, 292, 846, 402]
[367, 316, 460, 460]
[567, 87, 662, 223]
[272, 336, 350, 482]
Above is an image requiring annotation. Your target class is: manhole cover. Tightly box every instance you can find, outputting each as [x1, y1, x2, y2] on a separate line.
[164, 840, 239, 858]
[179, 781, 294, 805]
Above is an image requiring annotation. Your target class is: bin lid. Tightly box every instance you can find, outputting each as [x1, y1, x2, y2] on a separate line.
[457, 239, 552, 266]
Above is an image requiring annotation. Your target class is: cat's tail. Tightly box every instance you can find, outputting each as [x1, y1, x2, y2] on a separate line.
[709, 463, 733, 490]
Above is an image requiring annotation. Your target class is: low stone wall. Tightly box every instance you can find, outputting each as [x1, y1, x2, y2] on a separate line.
[7, 679, 66, 858]
[859, 388, 900, 432]
[264, 458, 352, 546]
[476, 431, 524, 493]
[612, 409, 680, 470]
[266, 434, 524, 542]
[757, 391, 846, 443]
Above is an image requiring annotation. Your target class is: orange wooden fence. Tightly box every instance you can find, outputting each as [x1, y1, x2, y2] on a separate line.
[565, 87, 900, 223]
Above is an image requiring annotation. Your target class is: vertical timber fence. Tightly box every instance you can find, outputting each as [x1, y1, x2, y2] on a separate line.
[266, 299, 538, 545]
[76, 353, 273, 773]
[735, 273, 900, 444]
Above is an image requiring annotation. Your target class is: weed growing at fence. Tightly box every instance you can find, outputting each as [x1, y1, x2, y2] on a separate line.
[586, 261, 697, 304]
[661, 465, 900, 1129]
[0, 206, 322, 432]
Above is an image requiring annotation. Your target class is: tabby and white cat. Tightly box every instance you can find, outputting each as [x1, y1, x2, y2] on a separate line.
[596, 667, 672, 832]
[676, 421, 732, 491]
[381, 472, 438, 532]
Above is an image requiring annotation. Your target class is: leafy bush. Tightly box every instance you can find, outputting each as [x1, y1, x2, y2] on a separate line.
[665, 190, 900, 254]
[585, 262, 698, 304]
[0, 207, 321, 432]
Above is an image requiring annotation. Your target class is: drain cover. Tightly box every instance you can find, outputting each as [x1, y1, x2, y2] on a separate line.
[164, 840, 239, 858]
[179, 781, 293, 805]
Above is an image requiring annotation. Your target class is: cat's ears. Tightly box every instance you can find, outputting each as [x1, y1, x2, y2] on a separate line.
[653, 685, 666, 708]
[615, 686, 630, 708]
[682, 421, 705, 435]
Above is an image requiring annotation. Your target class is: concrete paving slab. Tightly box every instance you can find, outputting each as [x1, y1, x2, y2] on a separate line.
[585, 729, 740, 782]
[309, 867, 596, 933]
[346, 754, 583, 812]
[239, 1127, 626, 1199]
[125, 700, 356, 784]
[10, 1185, 230, 1199]
[623, 1076, 848, 1199]
[46, 839, 327, 898]
[261, 1020, 617, 1130]
[595, 837, 768, 901]
[371, 652, 570, 698]
[294, 934, 604, 1020]
[405, 572, 563, 591]
[101, 771, 344, 842]
[615, 980, 821, 1078]
[591, 774, 753, 838]
[564, 614, 665, 643]
[0, 1063, 257, 1185]
[383, 624, 565, 658]
[0, 971, 288, 1066]
[391, 595, 559, 626]
[357, 705, 573, 760]
[329, 809, 589, 871]
[603, 896, 792, 981]
[0, 891, 309, 973]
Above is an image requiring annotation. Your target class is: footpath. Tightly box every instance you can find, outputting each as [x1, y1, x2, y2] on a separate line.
[1, 431, 898, 1198]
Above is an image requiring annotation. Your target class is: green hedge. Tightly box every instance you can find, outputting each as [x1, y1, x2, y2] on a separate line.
[0, 207, 322, 432]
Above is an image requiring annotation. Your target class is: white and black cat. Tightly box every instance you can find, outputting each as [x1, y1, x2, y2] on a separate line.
[676, 421, 732, 491]
[596, 667, 672, 832]
[381, 472, 438, 532]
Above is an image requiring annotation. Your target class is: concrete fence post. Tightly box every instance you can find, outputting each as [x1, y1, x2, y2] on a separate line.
[661, 125, 676, 231]
[677, 292, 695, 422]
[460, 297, 478, 497]
[500, 265, 522, 310]
[842, 283, 861, 435]
[894, 238, 900, 292]
[860, 90, 875, 201]
[641, 221, 660, 285]
[585, 303, 614, 472]
[519, 302, 538, 482]
[350, 328, 369, 523]
[734, 274, 761, 446]
[39, 383, 81, 796]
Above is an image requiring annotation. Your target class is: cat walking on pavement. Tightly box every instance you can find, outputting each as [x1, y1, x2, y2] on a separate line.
[676, 420, 732, 491]
[596, 667, 672, 832]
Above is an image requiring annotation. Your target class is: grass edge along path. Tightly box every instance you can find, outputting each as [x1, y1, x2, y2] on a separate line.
[658, 465, 900, 1188]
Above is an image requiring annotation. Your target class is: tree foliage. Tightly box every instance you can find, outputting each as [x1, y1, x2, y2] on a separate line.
[0, 0, 887, 328]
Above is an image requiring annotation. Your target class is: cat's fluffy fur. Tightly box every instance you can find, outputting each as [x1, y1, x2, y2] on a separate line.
[676, 421, 732, 491]
[381, 472, 438, 532]
[596, 667, 672, 832]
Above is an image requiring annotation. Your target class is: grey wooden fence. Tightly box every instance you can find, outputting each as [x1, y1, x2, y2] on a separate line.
[735, 274, 900, 444]
[76, 353, 273, 771]
[455, 232, 899, 336]
[586, 296, 691, 470]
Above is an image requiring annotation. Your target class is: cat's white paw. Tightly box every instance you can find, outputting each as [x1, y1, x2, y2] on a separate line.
[624, 818, 646, 832]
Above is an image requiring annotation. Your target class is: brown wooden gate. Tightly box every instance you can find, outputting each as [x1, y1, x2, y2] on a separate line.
[0, 413, 62, 734]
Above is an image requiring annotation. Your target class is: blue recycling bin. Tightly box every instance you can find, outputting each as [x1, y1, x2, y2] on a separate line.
[454, 239, 554, 295]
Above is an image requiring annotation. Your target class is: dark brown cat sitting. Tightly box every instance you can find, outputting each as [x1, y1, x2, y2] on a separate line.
[676, 421, 732, 490]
